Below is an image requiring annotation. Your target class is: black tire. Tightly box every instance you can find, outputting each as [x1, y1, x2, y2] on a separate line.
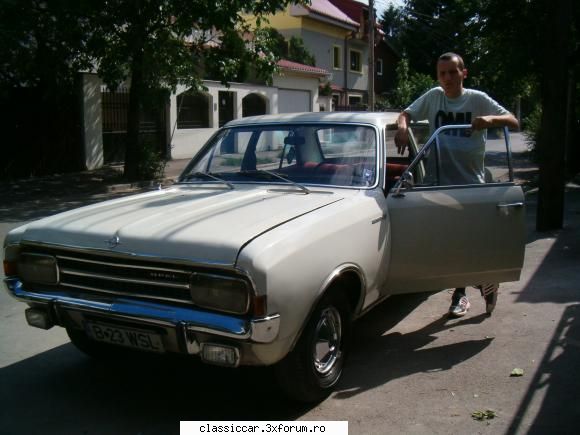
[66, 327, 131, 359]
[274, 290, 352, 403]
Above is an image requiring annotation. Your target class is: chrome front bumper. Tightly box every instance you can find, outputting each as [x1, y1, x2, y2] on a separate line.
[4, 278, 280, 349]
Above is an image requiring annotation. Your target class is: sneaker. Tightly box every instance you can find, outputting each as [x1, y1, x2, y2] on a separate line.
[449, 294, 471, 317]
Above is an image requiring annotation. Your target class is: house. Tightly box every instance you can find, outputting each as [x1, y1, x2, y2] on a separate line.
[80, 1, 377, 168]
[374, 36, 400, 97]
[328, 0, 401, 99]
[261, 0, 371, 110]
[79, 57, 332, 167]
[169, 59, 331, 159]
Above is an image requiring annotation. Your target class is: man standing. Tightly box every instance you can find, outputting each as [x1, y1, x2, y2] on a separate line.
[394, 52, 519, 317]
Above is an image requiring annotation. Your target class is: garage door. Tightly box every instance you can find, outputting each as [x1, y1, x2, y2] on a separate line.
[278, 89, 311, 113]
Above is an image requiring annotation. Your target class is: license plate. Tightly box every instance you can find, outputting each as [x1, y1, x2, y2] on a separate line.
[85, 322, 165, 353]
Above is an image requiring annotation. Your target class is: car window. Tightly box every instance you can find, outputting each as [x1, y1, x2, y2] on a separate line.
[403, 126, 514, 188]
[384, 123, 426, 190]
[182, 124, 378, 188]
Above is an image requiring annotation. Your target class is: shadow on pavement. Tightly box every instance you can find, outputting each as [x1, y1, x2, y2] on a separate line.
[0, 167, 154, 223]
[506, 304, 580, 434]
[333, 293, 493, 399]
[518, 190, 580, 304]
[505, 187, 580, 433]
[0, 344, 310, 435]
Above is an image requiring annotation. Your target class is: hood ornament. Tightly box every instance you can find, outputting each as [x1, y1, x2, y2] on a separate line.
[105, 235, 121, 249]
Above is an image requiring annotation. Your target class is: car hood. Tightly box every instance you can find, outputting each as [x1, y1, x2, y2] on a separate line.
[16, 185, 346, 265]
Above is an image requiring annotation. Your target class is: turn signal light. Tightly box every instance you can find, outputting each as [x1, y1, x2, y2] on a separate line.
[3, 259, 17, 276]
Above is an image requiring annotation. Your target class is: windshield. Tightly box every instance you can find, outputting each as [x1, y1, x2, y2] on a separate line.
[179, 123, 378, 188]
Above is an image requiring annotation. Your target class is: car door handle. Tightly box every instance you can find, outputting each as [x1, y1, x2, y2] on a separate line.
[496, 202, 524, 208]
[372, 214, 387, 224]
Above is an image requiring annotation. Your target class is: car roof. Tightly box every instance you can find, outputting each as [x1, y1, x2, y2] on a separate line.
[224, 111, 401, 128]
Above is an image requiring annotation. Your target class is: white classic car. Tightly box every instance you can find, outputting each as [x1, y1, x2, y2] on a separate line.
[3, 112, 525, 402]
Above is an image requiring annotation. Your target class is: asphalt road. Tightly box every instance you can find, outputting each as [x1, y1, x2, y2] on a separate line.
[1, 134, 579, 434]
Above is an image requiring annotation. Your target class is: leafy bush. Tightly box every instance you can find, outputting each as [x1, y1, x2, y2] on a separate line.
[136, 136, 166, 180]
[288, 36, 315, 66]
[382, 58, 436, 110]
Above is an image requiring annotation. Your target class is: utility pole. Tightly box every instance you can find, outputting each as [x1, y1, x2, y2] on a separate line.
[368, 0, 375, 111]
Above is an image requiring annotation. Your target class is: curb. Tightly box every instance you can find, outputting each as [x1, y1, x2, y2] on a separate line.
[105, 177, 178, 193]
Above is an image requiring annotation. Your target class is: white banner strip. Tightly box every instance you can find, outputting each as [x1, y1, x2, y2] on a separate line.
[181, 421, 348, 435]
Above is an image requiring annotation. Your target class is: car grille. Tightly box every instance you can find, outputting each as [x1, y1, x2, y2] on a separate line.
[23, 247, 195, 305]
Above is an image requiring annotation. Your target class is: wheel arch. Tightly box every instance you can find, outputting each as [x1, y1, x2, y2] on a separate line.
[319, 264, 365, 315]
[288, 263, 365, 352]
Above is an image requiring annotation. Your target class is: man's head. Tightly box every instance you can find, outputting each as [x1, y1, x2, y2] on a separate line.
[437, 52, 467, 98]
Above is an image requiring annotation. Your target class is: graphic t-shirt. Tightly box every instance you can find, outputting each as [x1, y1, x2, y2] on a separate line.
[404, 87, 509, 184]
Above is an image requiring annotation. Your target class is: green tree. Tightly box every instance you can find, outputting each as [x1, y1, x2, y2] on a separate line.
[87, 0, 297, 180]
[380, 4, 404, 42]
[395, 0, 485, 76]
[386, 58, 435, 109]
[288, 36, 316, 66]
[262, 27, 290, 59]
[382, 0, 580, 230]
[0, 0, 93, 178]
[258, 29, 316, 67]
[479, 0, 579, 230]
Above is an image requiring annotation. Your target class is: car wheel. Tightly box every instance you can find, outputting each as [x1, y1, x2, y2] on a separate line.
[275, 290, 352, 402]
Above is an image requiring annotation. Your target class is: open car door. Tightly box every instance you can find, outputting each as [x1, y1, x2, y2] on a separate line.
[385, 125, 526, 294]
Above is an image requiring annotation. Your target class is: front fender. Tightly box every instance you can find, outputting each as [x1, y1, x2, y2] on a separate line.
[236, 192, 387, 359]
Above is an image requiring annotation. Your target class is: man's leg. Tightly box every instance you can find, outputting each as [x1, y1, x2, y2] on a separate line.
[449, 287, 470, 317]
[479, 283, 499, 315]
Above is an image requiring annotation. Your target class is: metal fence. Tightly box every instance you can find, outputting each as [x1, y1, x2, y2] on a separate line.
[101, 87, 169, 163]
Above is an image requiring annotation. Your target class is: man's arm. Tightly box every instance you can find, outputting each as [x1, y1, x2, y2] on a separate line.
[472, 113, 519, 131]
[395, 111, 411, 154]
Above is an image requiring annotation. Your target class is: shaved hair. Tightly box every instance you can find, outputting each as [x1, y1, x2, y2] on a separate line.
[438, 52, 465, 70]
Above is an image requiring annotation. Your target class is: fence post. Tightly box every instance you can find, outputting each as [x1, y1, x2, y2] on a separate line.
[80, 73, 104, 170]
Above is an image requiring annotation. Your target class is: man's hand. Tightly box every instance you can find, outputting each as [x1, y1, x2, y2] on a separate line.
[395, 112, 410, 155]
[395, 127, 409, 155]
[471, 116, 494, 131]
[472, 113, 519, 131]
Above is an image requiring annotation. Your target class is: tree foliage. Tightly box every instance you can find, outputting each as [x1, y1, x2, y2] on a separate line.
[288, 36, 316, 66]
[260, 28, 316, 66]
[381, 0, 579, 230]
[381, 58, 435, 109]
[380, 4, 404, 41]
[0, 0, 95, 178]
[85, 0, 297, 180]
[0, 0, 299, 180]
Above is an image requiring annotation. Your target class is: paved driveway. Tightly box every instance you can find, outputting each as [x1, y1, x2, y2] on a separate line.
[1, 134, 578, 435]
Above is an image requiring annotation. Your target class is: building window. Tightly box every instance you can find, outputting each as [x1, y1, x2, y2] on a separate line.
[350, 50, 362, 73]
[333, 46, 342, 69]
[332, 94, 340, 110]
[177, 91, 210, 129]
[348, 95, 362, 106]
[376, 59, 383, 76]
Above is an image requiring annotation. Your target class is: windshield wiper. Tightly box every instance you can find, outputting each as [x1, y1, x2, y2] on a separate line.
[238, 170, 310, 194]
[179, 172, 234, 190]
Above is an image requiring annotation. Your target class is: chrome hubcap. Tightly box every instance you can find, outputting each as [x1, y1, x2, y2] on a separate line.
[312, 306, 342, 375]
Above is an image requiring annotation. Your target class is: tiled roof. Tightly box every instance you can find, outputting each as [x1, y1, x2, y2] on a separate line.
[327, 0, 365, 24]
[307, 0, 359, 27]
[277, 59, 330, 76]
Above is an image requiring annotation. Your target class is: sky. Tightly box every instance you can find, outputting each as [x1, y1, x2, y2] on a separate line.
[356, 0, 404, 18]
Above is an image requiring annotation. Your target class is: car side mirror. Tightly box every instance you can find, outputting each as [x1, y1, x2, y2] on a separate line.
[401, 171, 414, 188]
[392, 171, 414, 197]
